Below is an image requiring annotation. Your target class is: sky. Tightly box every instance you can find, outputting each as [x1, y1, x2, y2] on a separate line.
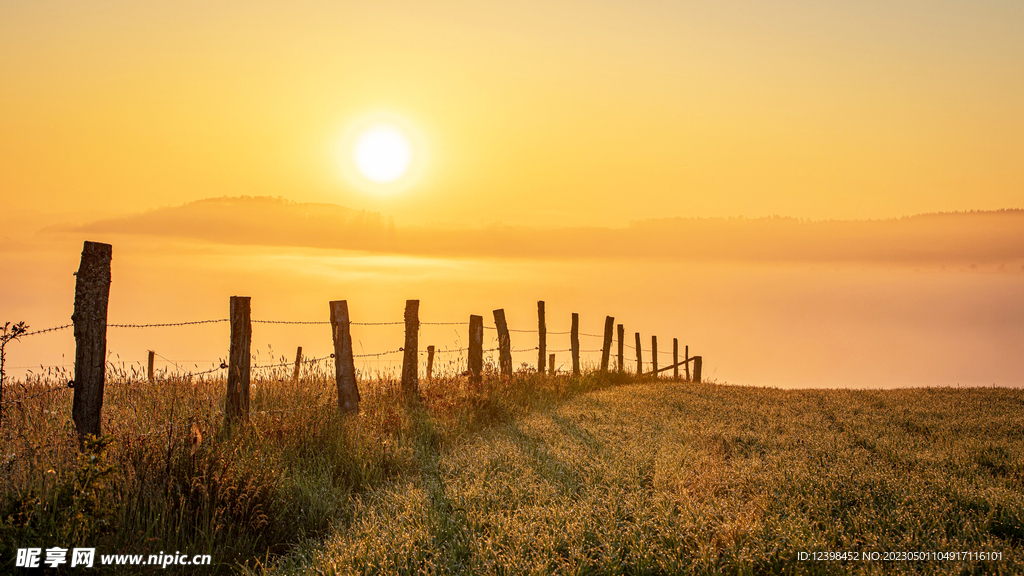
[2, 0, 1023, 228]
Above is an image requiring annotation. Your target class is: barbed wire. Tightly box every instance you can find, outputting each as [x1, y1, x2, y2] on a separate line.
[109, 320, 228, 328]
[354, 348, 403, 358]
[351, 321, 405, 326]
[252, 320, 328, 325]
[19, 325, 72, 338]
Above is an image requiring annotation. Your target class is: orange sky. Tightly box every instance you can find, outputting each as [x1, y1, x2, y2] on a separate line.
[2, 0, 1023, 227]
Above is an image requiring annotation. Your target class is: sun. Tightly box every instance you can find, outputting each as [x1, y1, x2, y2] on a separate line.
[352, 124, 412, 184]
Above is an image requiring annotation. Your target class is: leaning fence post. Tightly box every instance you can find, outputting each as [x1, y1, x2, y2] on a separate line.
[147, 350, 155, 383]
[469, 315, 483, 383]
[226, 295, 251, 424]
[292, 346, 303, 382]
[402, 300, 419, 394]
[427, 345, 435, 381]
[493, 309, 512, 377]
[71, 241, 112, 443]
[571, 313, 580, 376]
[329, 300, 359, 413]
[549, 353, 555, 376]
[693, 355, 702, 383]
[537, 301, 546, 374]
[652, 336, 658, 376]
[635, 332, 642, 375]
[600, 316, 614, 372]
[685, 345, 690, 381]
[672, 339, 679, 381]
[617, 324, 624, 373]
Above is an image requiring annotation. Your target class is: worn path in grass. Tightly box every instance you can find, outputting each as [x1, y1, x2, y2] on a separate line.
[263, 382, 1024, 575]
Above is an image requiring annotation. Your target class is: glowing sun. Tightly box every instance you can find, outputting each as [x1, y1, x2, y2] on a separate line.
[352, 124, 412, 183]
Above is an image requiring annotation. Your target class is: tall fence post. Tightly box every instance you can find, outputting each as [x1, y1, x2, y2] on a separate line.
[226, 295, 251, 424]
[329, 300, 359, 414]
[685, 345, 690, 381]
[537, 301, 546, 374]
[672, 339, 679, 381]
[652, 336, 658, 376]
[402, 300, 419, 394]
[617, 324, 624, 373]
[600, 316, 614, 372]
[147, 350, 155, 383]
[634, 332, 642, 375]
[469, 315, 483, 383]
[292, 346, 303, 382]
[493, 309, 512, 377]
[571, 313, 580, 376]
[71, 241, 112, 443]
[427, 345, 435, 381]
[693, 356, 702, 383]
[549, 353, 555, 376]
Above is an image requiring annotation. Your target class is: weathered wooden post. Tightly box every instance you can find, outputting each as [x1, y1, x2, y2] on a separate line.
[548, 353, 555, 376]
[672, 339, 679, 381]
[634, 332, 642, 375]
[329, 300, 359, 413]
[292, 346, 303, 382]
[226, 296, 252, 423]
[537, 301, 546, 374]
[147, 350, 155, 383]
[571, 313, 580, 376]
[617, 324, 624, 373]
[71, 241, 112, 443]
[652, 336, 658, 376]
[685, 345, 690, 381]
[493, 309, 512, 377]
[600, 316, 614, 372]
[693, 356, 702, 383]
[468, 315, 483, 383]
[426, 345, 435, 381]
[402, 300, 419, 394]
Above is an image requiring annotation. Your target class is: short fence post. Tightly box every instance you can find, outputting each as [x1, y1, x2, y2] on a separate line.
[635, 332, 642, 375]
[617, 324, 624, 373]
[693, 356, 702, 383]
[402, 300, 420, 394]
[147, 350, 155, 383]
[71, 241, 112, 443]
[427, 345, 435, 381]
[672, 339, 679, 381]
[226, 295, 252, 424]
[685, 345, 690, 381]
[651, 336, 658, 376]
[548, 353, 555, 376]
[292, 346, 303, 382]
[537, 301, 546, 374]
[571, 313, 580, 376]
[329, 300, 359, 414]
[469, 315, 483, 383]
[493, 309, 512, 377]
[600, 316, 614, 372]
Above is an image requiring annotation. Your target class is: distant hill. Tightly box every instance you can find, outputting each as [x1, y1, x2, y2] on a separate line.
[62, 197, 1024, 263]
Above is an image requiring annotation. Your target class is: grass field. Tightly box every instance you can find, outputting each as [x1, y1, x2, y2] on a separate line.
[3, 366, 1023, 574]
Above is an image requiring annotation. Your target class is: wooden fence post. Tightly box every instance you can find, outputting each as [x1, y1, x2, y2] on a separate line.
[634, 332, 642, 375]
[493, 309, 512, 377]
[427, 345, 435, 381]
[402, 300, 419, 394]
[147, 350, 155, 383]
[226, 295, 251, 424]
[693, 356, 702, 383]
[71, 241, 112, 443]
[469, 315, 483, 383]
[329, 300, 359, 413]
[537, 301, 546, 374]
[600, 316, 614, 372]
[652, 336, 658, 376]
[571, 313, 580, 376]
[685, 345, 690, 381]
[549, 353, 555, 376]
[672, 339, 679, 381]
[292, 346, 303, 382]
[617, 324, 624, 373]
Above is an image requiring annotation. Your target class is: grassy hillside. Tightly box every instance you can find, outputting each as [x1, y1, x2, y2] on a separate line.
[259, 382, 1024, 575]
